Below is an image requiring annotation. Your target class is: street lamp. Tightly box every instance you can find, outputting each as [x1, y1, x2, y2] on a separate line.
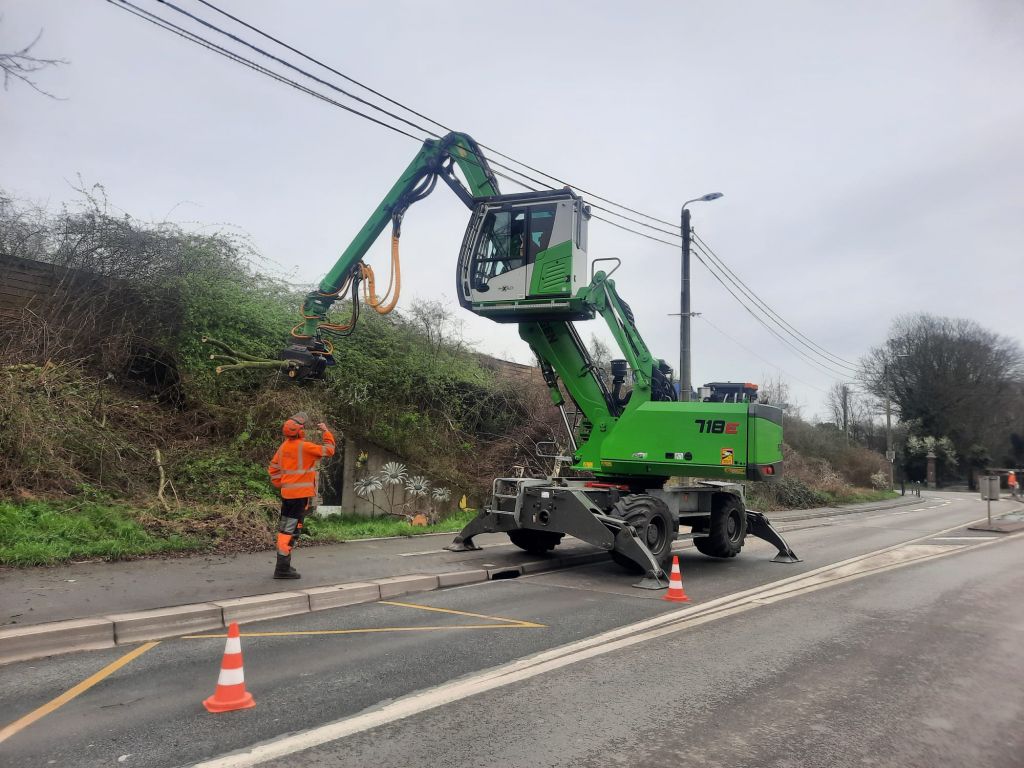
[679, 192, 723, 401]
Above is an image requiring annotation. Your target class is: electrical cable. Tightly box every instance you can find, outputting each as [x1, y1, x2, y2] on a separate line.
[697, 316, 829, 395]
[104, 0, 860, 377]
[189, 0, 680, 229]
[689, 240, 853, 379]
[563, 206, 853, 380]
[155, 0, 438, 141]
[105, 0, 425, 143]
[692, 232, 862, 371]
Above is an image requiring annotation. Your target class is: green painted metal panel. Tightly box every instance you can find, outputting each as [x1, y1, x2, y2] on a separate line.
[570, 401, 783, 481]
[528, 240, 573, 296]
[592, 402, 749, 479]
[748, 409, 784, 467]
[519, 321, 613, 435]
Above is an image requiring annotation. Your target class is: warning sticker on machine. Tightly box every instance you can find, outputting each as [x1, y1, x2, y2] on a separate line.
[720, 448, 735, 465]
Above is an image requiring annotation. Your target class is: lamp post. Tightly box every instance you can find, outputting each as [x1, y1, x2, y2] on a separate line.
[679, 192, 723, 401]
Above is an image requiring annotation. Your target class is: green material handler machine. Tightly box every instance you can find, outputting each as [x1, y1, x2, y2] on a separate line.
[245, 131, 800, 588]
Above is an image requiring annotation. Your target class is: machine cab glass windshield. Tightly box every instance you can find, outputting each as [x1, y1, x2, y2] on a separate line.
[470, 204, 556, 291]
[457, 188, 593, 322]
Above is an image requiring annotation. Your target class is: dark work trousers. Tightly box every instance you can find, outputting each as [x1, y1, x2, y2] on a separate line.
[275, 497, 310, 558]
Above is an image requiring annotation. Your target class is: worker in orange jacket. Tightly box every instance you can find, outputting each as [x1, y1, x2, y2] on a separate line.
[267, 412, 335, 579]
[1009, 470, 1019, 501]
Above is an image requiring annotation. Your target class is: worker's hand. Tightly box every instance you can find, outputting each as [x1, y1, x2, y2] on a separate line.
[317, 422, 329, 432]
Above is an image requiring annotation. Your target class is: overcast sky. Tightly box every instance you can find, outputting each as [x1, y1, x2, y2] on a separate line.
[3, 0, 1023, 419]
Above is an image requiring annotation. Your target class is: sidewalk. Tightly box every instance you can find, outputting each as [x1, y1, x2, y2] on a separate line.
[1, 496, 921, 629]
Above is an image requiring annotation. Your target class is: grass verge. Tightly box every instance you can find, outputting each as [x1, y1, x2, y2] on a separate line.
[821, 489, 901, 505]
[0, 500, 478, 567]
[307, 508, 477, 542]
[0, 500, 208, 567]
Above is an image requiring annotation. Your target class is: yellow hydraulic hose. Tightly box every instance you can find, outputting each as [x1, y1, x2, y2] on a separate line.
[361, 234, 402, 315]
[297, 230, 403, 340]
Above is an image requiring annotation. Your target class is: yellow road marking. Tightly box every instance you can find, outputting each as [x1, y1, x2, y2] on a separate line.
[0, 641, 159, 746]
[183, 624, 543, 638]
[184, 600, 545, 639]
[380, 600, 545, 628]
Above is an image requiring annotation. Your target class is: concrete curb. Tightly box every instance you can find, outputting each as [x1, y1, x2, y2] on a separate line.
[107, 603, 223, 644]
[0, 618, 115, 664]
[0, 498, 919, 665]
[0, 550, 611, 665]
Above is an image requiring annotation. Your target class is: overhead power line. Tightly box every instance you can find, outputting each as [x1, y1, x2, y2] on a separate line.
[691, 232, 861, 372]
[103, 0, 858, 382]
[582, 213, 857, 381]
[697, 316, 829, 395]
[187, 0, 679, 230]
[689, 239, 854, 379]
[151, 0, 682, 235]
[105, 0, 425, 141]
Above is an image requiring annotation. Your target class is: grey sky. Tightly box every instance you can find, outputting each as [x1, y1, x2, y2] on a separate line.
[3, 0, 1022, 418]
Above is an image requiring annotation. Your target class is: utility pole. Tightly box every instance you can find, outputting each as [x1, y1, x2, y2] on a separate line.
[886, 387, 893, 490]
[679, 193, 722, 402]
[841, 384, 850, 442]
[680, 208, 692, 402]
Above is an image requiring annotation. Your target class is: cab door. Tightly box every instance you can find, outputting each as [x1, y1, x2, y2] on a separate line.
[467, 206, 529, 303]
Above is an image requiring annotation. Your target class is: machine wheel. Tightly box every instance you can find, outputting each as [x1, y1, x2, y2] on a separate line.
[693, 495, 747, 558]
[508, 529, 563, 554]
[609, 494, 678, 571]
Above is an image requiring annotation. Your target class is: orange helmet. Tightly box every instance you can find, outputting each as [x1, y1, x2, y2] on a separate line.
[282, 411, 308, 438]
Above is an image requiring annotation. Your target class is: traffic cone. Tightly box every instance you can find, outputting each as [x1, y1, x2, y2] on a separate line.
[203, 622, 256, 713]
[663, 555, 690, 603]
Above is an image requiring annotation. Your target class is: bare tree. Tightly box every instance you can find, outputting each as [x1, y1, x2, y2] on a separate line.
[759, 374, 799, 415]
[1, 27, 66, 98]
[587, 333, 613, 388]
[826, 382, 850, 437]
[825, 381, 881, 447]
[860, 313, 1024, 478]
[403, 298, 466, 357]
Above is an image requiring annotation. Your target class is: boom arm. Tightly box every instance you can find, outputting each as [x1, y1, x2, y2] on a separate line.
[519, 268, 677, 466]
[290, 132, 499, 348]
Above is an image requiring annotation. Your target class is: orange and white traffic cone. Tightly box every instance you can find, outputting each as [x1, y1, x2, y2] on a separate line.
[662, 555, 690, 603]
[203, 621, 256, 713]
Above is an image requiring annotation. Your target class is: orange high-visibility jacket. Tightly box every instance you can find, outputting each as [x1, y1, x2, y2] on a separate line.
[1009, 471, 1018, 488]
[268, 429, 336, 499]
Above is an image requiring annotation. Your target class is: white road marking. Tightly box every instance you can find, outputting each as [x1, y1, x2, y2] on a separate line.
[932, 536, 999, 541]
[194, 514, 1015, 768]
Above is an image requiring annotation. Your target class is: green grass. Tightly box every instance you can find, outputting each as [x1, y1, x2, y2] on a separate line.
[307, 508, 477, 542]
[0, 500, 478, 567]
[821, 489, 901, 505]
[0, 500, 207, 567]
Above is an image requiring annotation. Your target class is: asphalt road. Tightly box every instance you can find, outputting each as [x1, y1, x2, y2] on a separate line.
[2, 492, 1020, 768]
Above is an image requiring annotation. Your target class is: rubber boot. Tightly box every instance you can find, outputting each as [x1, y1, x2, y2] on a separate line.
[273, 554, 300, 579]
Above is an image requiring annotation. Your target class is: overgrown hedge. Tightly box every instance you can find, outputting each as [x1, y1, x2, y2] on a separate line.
[0, 190, 557, 503]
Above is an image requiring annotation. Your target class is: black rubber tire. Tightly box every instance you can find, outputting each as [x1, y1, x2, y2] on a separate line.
[609, 494, 678, 572]
[693, 495, 747, 558]
[508, 529, 563, 554]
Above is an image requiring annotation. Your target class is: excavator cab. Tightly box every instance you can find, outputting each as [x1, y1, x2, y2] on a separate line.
[457, 189, 594, 322]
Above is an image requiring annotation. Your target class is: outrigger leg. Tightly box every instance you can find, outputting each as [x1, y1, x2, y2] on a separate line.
[444, 509, 517, 552]
[746, 511, 802, 563]
[617, 530, 668, 590]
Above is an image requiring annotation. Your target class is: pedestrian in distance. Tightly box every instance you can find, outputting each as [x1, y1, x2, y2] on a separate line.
[1009, 469, 1020, 501]
[267, 412, 336, 579]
